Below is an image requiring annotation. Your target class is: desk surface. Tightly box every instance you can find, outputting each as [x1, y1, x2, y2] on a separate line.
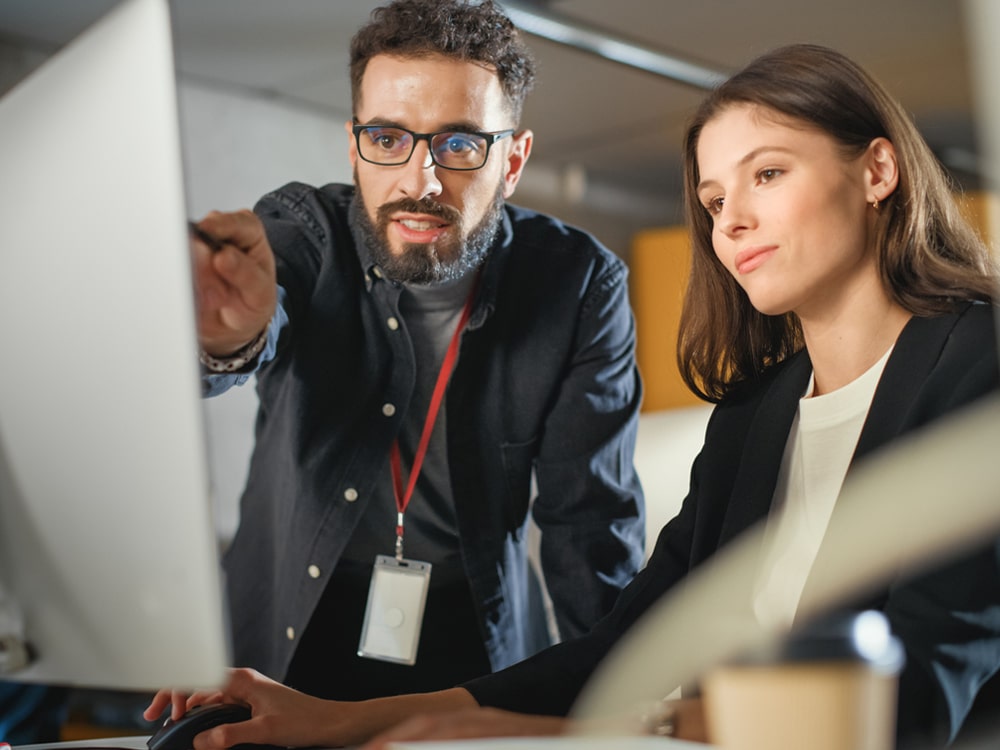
[13, 736, 709, 750]
[15, 738, 149, 750]
[384, 738, 707, 749]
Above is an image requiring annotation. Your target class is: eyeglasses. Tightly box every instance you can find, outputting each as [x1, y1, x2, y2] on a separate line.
[352, 123, 515, 171]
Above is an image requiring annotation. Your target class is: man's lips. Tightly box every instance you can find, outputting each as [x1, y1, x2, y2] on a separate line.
[734, 245, 777, 275]
[391, 213, 450, 243]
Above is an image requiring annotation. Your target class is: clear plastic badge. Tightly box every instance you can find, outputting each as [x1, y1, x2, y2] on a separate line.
[357, 554, 432, 665]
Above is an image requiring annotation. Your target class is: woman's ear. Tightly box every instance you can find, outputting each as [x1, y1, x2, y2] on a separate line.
[865, 137, 899, 205]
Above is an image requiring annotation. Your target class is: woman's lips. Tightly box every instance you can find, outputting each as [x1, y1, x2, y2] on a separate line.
[734, 245, 777, 275]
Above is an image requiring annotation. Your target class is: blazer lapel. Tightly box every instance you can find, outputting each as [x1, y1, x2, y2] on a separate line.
[853, 311, 959, 462]
[718, 351, 813, 546]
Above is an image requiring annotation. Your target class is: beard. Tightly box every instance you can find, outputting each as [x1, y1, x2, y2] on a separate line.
[351, 173, 505, 284]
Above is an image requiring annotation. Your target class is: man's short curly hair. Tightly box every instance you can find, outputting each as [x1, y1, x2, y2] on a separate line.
[350, 0, 536, 123]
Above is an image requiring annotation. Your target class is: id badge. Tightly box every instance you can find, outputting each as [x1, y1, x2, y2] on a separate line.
[357, 554, 432, 665]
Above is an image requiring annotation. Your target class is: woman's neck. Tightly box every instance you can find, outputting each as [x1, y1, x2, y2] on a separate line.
[800, 290, 911, 397]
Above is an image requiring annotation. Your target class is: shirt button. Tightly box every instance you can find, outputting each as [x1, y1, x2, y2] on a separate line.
[387, 316, 399, 331]
[373, 266, 384, 279]
[344, 488, 359, 502]
[286, 626, 295, 640]
[382, 403, 396, 417]
[307, 565, 321, 579]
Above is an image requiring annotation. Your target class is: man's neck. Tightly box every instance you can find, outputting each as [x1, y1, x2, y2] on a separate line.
[402, 267, 479, 312]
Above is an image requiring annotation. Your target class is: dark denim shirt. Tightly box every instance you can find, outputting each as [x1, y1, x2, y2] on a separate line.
[207, 182, 646, 680]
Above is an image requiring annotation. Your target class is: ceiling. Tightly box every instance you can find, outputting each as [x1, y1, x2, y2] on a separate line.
[0, 0, 984, 236]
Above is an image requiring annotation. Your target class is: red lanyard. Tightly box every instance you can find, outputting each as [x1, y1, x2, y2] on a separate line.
[389, 278, 478, 560]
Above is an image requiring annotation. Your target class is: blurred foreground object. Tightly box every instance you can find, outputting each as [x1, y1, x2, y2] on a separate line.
[703, 611, 903, 750]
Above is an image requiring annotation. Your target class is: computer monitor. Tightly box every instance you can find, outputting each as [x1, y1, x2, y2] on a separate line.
[0, 0, 229, 692]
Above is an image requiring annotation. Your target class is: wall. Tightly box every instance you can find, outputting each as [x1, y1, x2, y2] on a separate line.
[630, 226, 702, 411]
[176, 80, 352, 540]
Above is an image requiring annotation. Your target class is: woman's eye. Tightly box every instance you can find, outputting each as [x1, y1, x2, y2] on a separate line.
[705, 196, 724, 215]
[757, 168, 782, 183]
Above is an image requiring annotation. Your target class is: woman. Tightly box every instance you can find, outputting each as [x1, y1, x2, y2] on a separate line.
[146, 44, 1000, 749]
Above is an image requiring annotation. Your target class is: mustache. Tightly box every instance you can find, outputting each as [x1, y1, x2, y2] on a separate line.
[376, 196, 462, 225]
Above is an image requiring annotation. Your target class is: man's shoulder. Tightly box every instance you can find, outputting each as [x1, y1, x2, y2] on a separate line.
[502, 202, 624, 272]
[257, 181, 354, 216]
[253, 182, 356, 257]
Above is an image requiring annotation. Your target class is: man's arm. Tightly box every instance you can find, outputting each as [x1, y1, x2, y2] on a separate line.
[532, 259, 646, 637]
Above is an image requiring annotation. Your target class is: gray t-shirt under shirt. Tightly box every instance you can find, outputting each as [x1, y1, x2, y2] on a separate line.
[340, 271, 477, 585]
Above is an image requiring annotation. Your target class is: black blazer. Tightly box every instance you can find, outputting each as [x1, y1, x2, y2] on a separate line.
[466, 302, 1000, 746]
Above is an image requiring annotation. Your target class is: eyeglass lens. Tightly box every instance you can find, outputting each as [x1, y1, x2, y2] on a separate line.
[357, 127, 491, 170]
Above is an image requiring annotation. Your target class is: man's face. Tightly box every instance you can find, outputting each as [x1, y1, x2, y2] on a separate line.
[347, 53, 532, 283]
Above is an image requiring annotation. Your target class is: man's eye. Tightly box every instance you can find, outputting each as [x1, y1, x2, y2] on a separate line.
[366, 129, 407, 150]
[440, 134, 479, 153]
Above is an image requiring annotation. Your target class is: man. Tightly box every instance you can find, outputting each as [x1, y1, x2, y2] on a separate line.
[191, 0, 644, 701]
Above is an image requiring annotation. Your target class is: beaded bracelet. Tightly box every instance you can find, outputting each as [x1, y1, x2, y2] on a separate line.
[199, 323, 269, 373]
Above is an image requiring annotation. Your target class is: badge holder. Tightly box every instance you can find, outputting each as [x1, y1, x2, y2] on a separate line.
[358, 554, 432, 665]
[359, 280, 474, 666]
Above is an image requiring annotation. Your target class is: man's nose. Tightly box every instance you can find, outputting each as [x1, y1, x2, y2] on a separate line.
[396, 140, 443, 201]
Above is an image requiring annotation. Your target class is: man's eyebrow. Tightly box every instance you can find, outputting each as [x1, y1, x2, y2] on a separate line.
[355, 117, 403, 128]
[438, 121, 487, 133]
[354, 118, 486, 133]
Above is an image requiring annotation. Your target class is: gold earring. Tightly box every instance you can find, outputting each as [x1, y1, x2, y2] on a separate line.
[872, 197, 880, 211]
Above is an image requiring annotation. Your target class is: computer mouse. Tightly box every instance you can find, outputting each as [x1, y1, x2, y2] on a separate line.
[147, 702, 252, 750]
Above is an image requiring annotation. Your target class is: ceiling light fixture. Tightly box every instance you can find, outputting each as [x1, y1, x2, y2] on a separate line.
[502, 1, 728, 91]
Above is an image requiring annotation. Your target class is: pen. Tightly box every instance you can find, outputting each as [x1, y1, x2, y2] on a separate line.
[188, 220, 225, 252]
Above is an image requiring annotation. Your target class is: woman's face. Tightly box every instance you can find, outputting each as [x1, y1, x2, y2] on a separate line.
[695, 104, 878, 321]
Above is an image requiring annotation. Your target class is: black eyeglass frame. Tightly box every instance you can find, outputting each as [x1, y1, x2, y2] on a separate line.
[351, 123, 516, 171]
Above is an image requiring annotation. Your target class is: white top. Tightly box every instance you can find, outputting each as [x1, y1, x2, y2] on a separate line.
[752, 347, 893, 628]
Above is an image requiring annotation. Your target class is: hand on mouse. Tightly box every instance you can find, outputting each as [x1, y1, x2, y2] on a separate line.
[145, 668, 482, 749]
[144, 686, 217, 724]
[145, 668, 354, 749]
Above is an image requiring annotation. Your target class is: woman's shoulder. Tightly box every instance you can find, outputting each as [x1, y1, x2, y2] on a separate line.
[887, 301, 1000, 418]
[903, 301, 998, 360]
[955, 299, 999, 331]
[720, 348, 810, 404]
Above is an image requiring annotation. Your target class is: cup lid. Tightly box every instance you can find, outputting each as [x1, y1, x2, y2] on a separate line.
[732, 610, 905, 673]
